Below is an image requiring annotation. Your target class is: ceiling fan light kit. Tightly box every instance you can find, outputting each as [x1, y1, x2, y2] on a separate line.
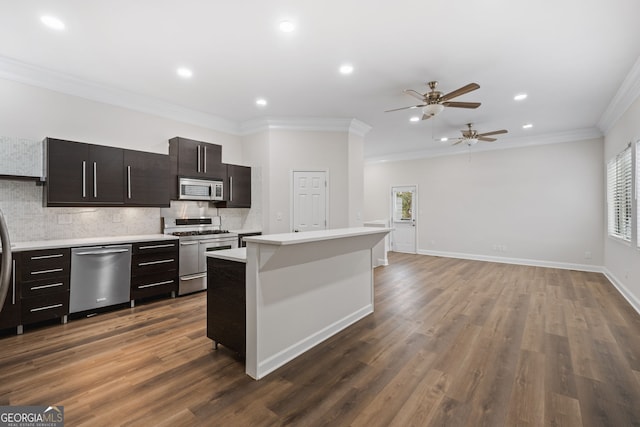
[422, 104, 445, 118]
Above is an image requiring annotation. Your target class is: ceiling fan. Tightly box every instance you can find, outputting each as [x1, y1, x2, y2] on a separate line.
[450, 123, 508, 146]
[385, 81, 481, 120]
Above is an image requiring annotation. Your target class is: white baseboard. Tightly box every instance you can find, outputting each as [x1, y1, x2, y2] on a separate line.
[255, 304, 373, 379]
[415, 249, 640, 316]
[602, 268, 640, 316]
[417, 249, 603, 273]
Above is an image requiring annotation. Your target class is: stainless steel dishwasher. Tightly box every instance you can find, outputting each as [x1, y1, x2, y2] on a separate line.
[70, 244, 132, 314]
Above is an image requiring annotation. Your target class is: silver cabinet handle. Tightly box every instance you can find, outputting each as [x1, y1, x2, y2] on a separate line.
[138, 259, 174, 267]
[31, 282, 64, 291]
[31, 268, 63, 275]
[139, 280, 174, 289]
[31, 303, 63, 312]
[229, 176, 233, 201]
[180, 242, 199, 246]
[93, 161, 97, 198]
[138, 244, 175, 250]
[203, 146, 207, 173]
[82, 161, 87, 198]
[127, 165, 132, 199]
[197, 145, 201, 173]
[30, 253, 63, 260]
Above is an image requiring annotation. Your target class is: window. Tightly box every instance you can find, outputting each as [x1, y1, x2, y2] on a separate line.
[607, 145, 632, 241]
[637, 140, 640, 247]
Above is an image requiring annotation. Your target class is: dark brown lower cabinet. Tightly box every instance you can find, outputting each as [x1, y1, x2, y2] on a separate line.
[18, 248, 71, 326]
[207, 257, 246, 357]
[130, 240, 179, 302]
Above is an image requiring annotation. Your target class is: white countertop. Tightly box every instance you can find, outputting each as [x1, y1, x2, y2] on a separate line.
[205, 247, 247, 263]
[243, 227, 391, 246]
[4, 234, 178, 252]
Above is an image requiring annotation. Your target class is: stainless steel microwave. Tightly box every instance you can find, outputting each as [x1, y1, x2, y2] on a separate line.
[178, 177, 223, 201]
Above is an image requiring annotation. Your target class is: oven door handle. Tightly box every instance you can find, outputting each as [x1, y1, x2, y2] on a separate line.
[181, 273, 207, 281]
[180, 242, 199, 246]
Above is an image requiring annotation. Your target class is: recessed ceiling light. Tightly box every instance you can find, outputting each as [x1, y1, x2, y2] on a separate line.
[279, 20, 295, 32]
[409, 116, 420, 122]
[40, 15, 65, 31]
[176, 67, 193, 79]
[256, 98, 267, 107]
[339, 64, 354, 75]
[440, 137, 449, 142]
[522, 123, 533, 129]
[514, 93, 528, 101]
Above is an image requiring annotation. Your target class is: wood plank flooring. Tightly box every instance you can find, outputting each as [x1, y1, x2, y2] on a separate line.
[1, 253, 640, 426]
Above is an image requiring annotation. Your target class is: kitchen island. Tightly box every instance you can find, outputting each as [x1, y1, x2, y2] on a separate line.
[206, 227, 390, 380]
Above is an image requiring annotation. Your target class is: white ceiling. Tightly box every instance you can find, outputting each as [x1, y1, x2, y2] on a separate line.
[1, 0, 640, 160]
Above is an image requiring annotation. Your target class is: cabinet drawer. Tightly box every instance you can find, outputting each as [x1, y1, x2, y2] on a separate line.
[21, 292, 69, 324]
[20, 248, 70, 282]
[132, 253, 178, 276]
[133, 240, 178, 255]
[21, 277, 70, 298]
[131, 272, 177, 299]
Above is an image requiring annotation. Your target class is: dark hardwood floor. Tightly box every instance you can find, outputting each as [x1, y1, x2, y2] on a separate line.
[1, 253, 640, 426]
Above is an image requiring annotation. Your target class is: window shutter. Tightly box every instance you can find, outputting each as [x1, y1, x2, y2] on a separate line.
[607, 146, 632, 241]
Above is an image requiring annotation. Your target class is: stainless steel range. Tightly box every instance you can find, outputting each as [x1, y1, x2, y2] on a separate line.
[163, 217, 237, 295]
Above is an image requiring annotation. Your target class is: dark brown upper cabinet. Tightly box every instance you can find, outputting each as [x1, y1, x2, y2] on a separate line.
[123, 150, 170, 207]
[169, 137, 225, 180]
[45, 138, 170, 207]
[46, 138, 124, 206]
[214, 164, 251, 208]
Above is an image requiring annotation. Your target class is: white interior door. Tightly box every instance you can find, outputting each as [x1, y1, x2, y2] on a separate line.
[391, 186, 417, 253]
[293, 171, 327, 232]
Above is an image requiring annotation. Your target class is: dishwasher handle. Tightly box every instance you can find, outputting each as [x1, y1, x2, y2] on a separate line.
[75, 248, 130, 256]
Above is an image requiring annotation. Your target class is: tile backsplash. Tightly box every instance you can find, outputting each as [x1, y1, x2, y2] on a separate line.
[0, 167, 262, 243]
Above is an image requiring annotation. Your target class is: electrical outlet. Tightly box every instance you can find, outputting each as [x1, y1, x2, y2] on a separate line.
[112, 213, 122, 223]
[502, 245, 508, 252]
[276, 212, 283, 221]
[492, 244, 498, 251]
[584, 251, 592, 260]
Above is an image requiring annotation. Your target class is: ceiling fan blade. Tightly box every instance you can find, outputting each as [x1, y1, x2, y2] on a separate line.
[404, 89, 426, 101]
[477, 129, 508, 137]
[441, 83, 480, 101]
[478, 136, 497, 142]
[384, 104, 425, 112]
[442, 101, 481, 109]
[452, 139, 464, 145]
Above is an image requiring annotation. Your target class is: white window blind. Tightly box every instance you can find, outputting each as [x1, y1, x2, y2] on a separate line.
[637, 140, 640, 247]
[607, 146, 632, 241]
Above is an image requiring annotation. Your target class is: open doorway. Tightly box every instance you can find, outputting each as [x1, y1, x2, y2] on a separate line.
[391, 186, 417, 253]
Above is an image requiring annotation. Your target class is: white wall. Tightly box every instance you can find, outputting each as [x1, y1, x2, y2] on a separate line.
[364, 138, 604, 269]
[348, 132, 365, 227]
[265, 130, 352, 234]
[603, 95, 640, 312]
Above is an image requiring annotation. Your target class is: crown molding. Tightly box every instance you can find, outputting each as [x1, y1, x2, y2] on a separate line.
[598, 56, 640, 133]
[365, 127, 603, 163]
[0, 55, 240, 135]
[239, 117, 371, 136]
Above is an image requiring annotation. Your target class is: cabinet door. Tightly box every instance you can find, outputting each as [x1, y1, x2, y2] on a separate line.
[170, 137, 225, 179]
[89, 145, 123, 204]
[0, 259, 19, 330]
[124, 150, 170, 206]
[227, 165, 251, 207]
[46, 138, 124, 206]
[46, 138, 90, 205]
